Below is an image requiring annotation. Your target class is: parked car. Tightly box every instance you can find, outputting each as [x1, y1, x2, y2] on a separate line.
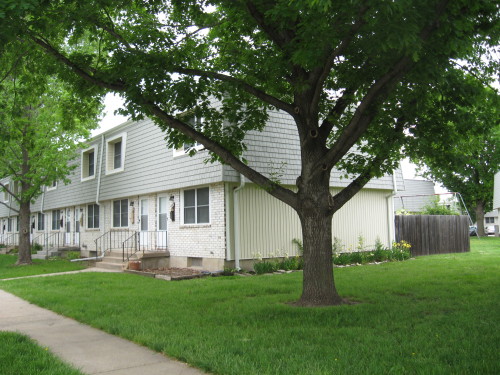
[485, 225, 495, 235]
[469, 226, 477, 236]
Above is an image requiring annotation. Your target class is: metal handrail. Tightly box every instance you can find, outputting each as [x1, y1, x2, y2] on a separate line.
[122, 232, 138, 262]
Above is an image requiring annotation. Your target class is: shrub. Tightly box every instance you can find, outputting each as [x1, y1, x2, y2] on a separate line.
[66, 251, 81, 260]
[349, 252, 363, 264]
[333, 253, 351, 265]
[421, 197, 460, 215]
[291, 238, 303, 255]
[254, 260, 278, 275]
[31, 242, 43, 252]
[390, 240, 412, 260]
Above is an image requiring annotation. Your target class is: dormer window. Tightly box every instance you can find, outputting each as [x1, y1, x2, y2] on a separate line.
[46, 181, 57, 191]
[173, 115, 205, 157]
[106, 133, 127, 174]
[81, 145, 98, 181]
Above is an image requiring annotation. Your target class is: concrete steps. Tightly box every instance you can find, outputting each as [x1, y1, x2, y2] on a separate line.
[95, 251, 127, 272]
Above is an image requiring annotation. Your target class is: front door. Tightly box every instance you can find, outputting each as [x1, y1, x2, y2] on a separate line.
[65, 208, 71, 245]
[139, 198, 149, 249]
[157, 196, 168, 249]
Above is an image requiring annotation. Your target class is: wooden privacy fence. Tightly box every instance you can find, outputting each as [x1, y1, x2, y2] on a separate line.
[395, 215, 470, 256]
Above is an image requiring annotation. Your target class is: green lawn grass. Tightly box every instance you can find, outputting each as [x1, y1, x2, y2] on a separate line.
[0, 254, 86, 279]
[0, 332, 84, 375]
[1, 237, 498, 374]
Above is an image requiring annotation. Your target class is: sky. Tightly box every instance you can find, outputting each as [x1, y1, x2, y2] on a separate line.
[95, 92, 448, 194]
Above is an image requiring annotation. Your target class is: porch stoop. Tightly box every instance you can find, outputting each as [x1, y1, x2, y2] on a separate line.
[95, 251, 126, 272]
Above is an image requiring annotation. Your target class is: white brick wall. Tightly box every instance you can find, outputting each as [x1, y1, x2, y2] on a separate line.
[167, 183, 226, 259]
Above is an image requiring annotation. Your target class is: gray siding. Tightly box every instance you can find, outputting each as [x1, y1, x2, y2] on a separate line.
[393, 179, 436, 212]
[223, 109, 404, 190]
[2, 108, 404, 216]
[40, 119, 223, 211]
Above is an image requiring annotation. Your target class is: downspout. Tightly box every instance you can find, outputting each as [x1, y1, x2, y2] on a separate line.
[233, 174, 245, 270]
[95, 135, 105, 206]
[386, 170, 399, 247]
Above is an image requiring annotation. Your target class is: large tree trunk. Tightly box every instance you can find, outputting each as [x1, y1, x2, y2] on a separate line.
[296, 172, 344, 306]
[16, 200, 32, 265]
[475, 201, 485, 237]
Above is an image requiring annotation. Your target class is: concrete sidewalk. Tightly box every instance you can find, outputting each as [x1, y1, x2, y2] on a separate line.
[0, 289, 206, 375]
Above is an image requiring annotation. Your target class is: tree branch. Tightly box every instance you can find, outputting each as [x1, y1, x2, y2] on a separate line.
[244, 1, 295, 50]
[318, 86, 357, 142]
[330, 112, 407, 213]
[29, 36, 127, 92]
[172, 67, 295, 115]
[141, 100, 299, 209]
[0, 200, 19, 214]
[309, 4, 369, 114]
[317, 0, 450, 174]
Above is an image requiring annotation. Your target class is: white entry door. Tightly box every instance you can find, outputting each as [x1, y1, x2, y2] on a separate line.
[157, 196, 168, 249]
[65, 208, 71, 245]
[139, 198, 149, 248]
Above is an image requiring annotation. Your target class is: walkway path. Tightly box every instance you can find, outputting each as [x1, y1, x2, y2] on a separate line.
[0, 284, 205, 375]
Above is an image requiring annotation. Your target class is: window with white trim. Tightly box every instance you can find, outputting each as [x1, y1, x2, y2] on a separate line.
[47, 181, 57, 191]
[13, 181, 19, 196]
[173, 115, 205, 157]
[87, 204, 100, 229]
[485, 217, 495, 224]
[51, 210, 61, 230]
[106, 133, 127, 174]
[7, 217, 12, 232]
[37, 213, 45, 231]
[183, 187, 209, 224]
[81, 146, 98, 181]
[2, 183, 9, 202]
[112, 199, 128, 228]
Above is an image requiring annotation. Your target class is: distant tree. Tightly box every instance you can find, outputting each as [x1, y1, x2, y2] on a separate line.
[0, 1, 497, 304]
[409, 75, 500, 236]
[0, 47, 101, 265]
[421, 198, 460, 216]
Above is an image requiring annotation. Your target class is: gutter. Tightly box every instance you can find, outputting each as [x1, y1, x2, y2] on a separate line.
[233, 174, 246, 270]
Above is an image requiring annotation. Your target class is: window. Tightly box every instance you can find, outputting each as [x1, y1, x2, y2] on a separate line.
[87, 204, 100, 229]
[106, 133, 127, 174]
[7, 218, 12, 232]
[52, 210, 61, 230]
[13, 181, 19, 196]
[112, 199, 128, 228]
[173, 115, 205, 157]
[37, 213, 45, 231]
[3, 183, 9, 201]
[183, 187, 209, 224]
[485, 217, 495, 224]
[47, 181, 57, 191]
[81, 146, 98, 181]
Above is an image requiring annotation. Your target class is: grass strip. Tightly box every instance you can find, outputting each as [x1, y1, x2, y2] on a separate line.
[0, 332, 84, 375]
[0, 254, 85, 279]
[1, 237, 498, 374]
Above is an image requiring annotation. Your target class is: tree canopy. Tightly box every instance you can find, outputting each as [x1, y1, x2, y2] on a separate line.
[0, 45, 102, 264]
[409, 78, 500, 234]
[0, 0, 498, 303]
